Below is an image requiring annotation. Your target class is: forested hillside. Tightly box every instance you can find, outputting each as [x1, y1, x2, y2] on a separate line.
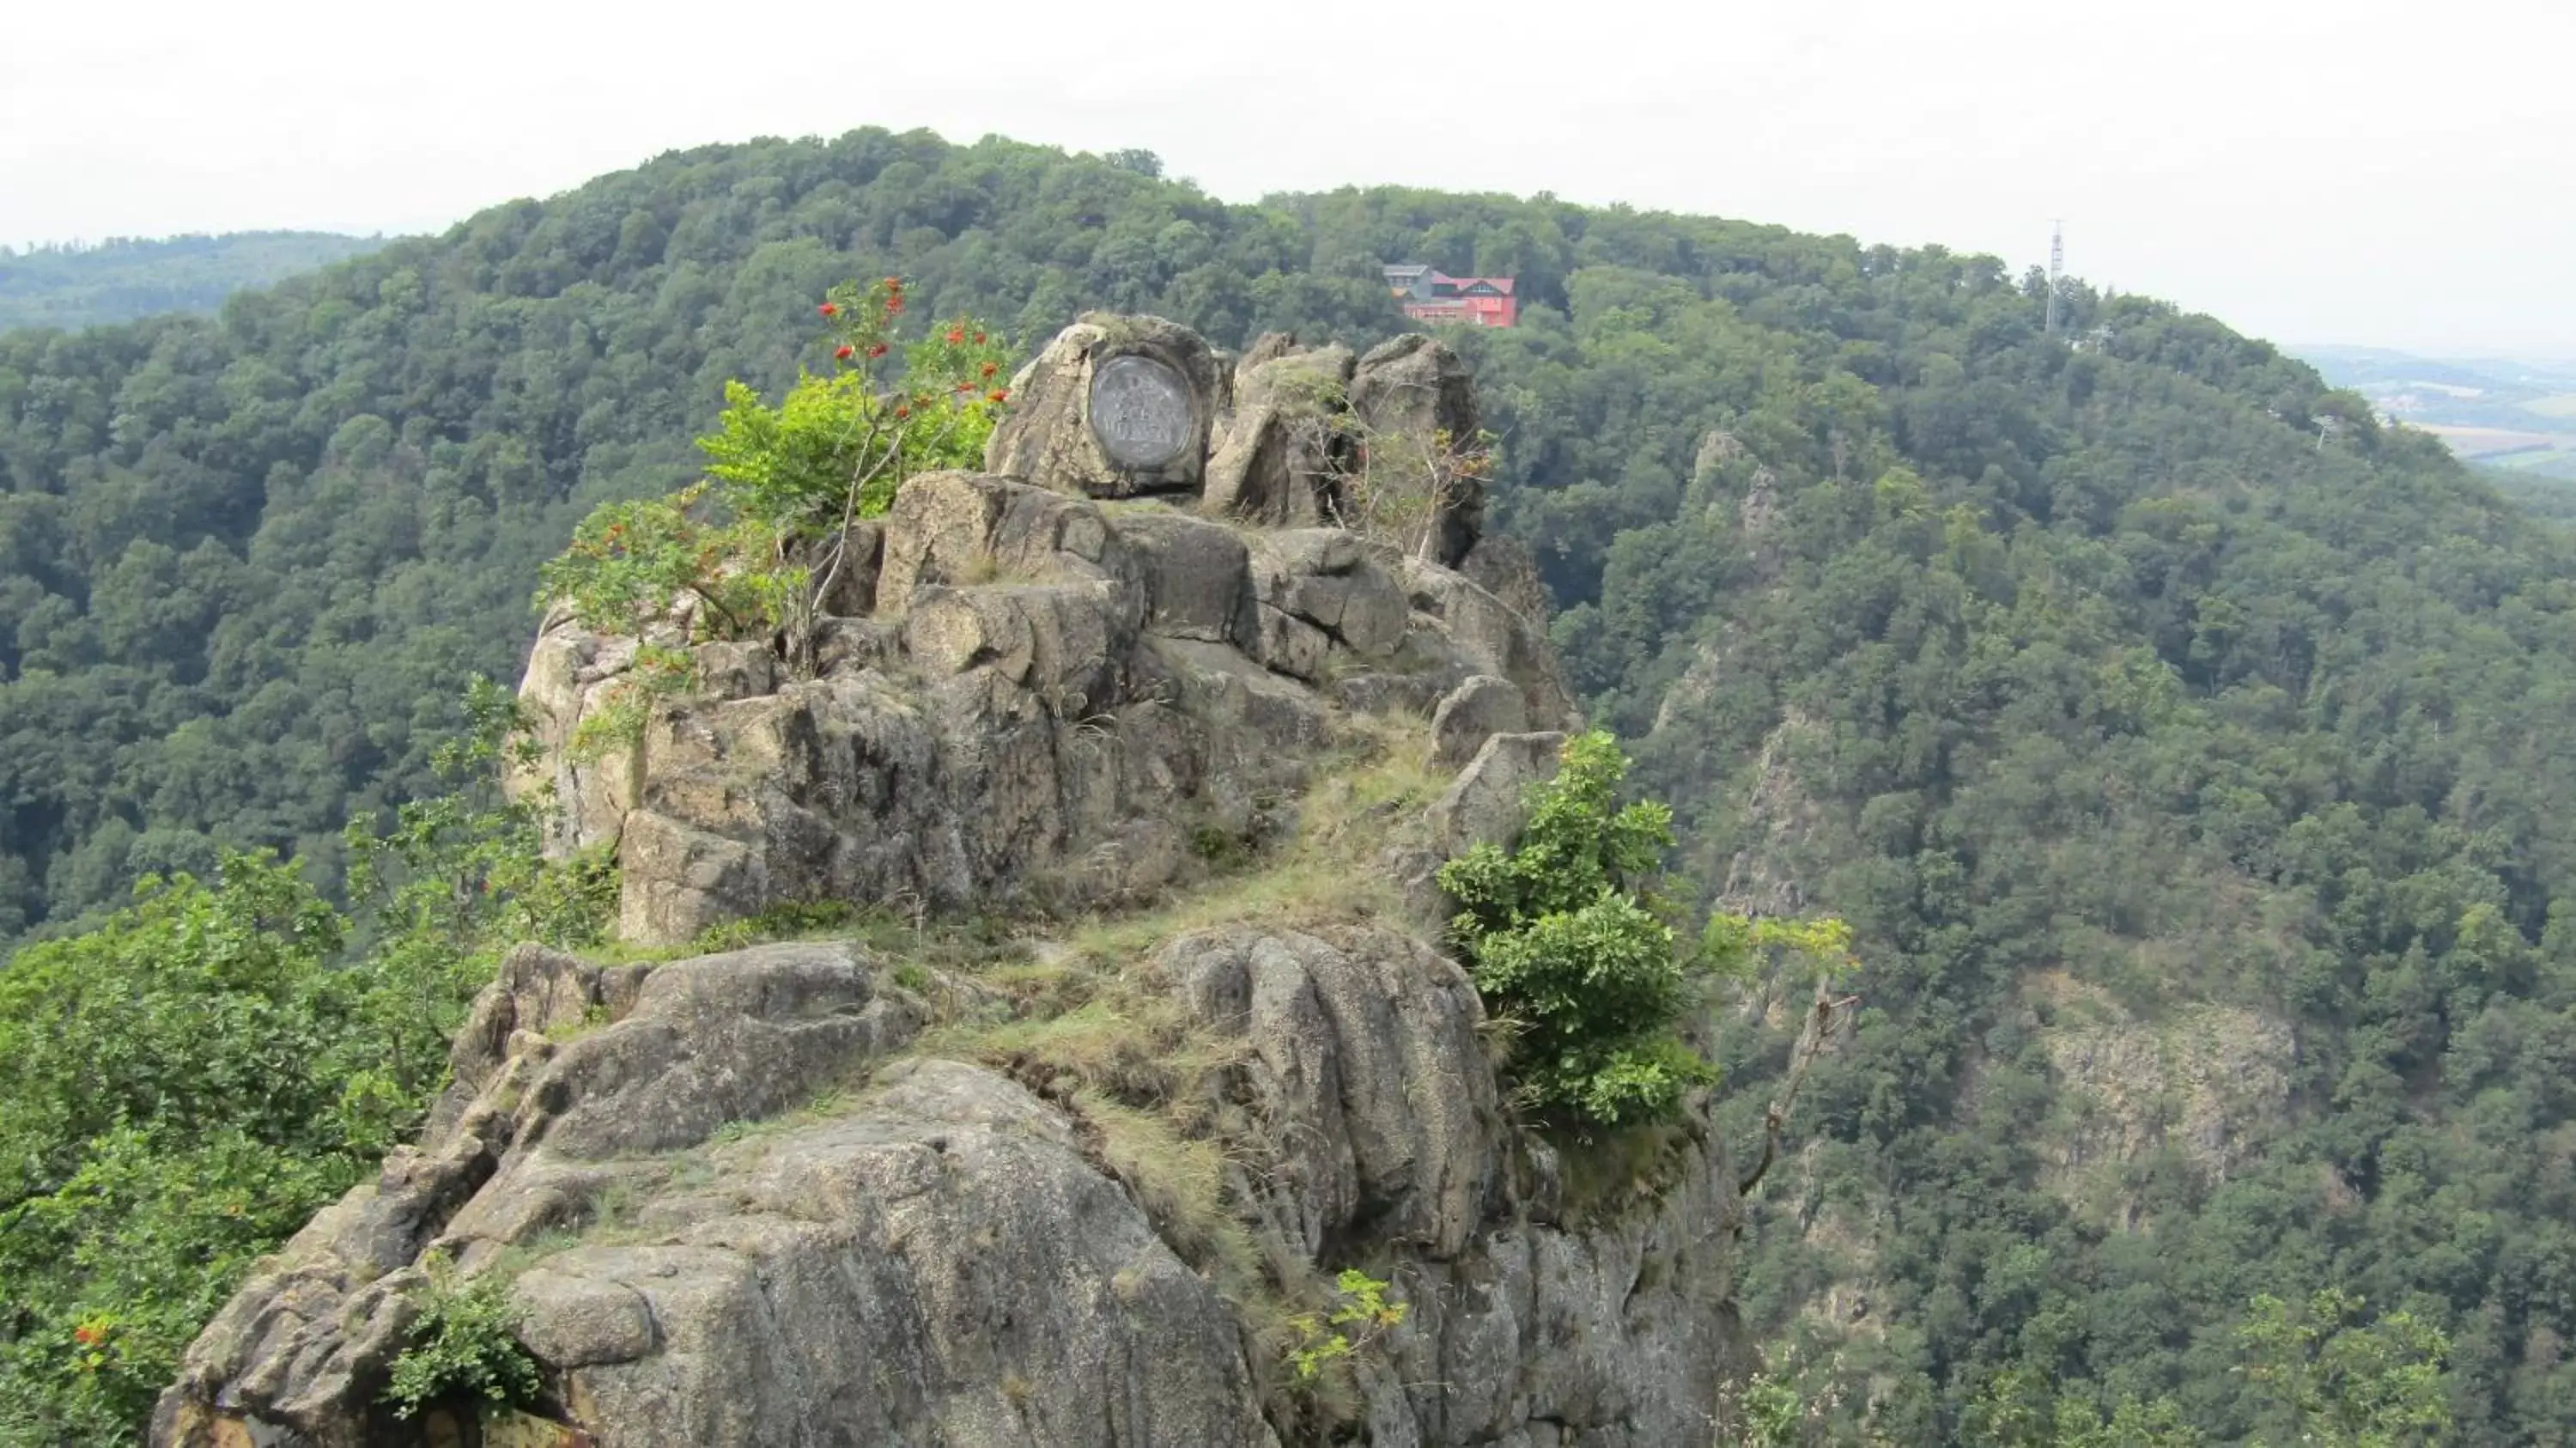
[0, 234, 383, 332]
[6, 126, 2575, 1442]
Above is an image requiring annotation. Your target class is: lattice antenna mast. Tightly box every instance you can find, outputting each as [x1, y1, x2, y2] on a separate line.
[2045, 220, 2065, 336]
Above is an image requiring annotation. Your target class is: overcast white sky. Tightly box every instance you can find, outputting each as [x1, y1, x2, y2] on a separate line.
[3, 0, 2567, 356]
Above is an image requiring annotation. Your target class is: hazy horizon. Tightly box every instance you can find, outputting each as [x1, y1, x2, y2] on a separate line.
[4, 0, 2567, 356]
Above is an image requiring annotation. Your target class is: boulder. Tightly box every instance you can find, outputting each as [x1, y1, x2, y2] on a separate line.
[983, 314, 1224, 499]
[511, 943, 920, 1160]
[872, 471, 1127, 614]
[158, 941, 926, 1448]
[691, 641, 775, 701]
[520, 1060, 1278, 1448]
[1400, 557, 1579, 732]
[1204, 345, 1355, 528]
[511, 1271, 657, 1370]
[1116, 507, 1256, 644]
[1164, 926, 1500, 1259]
[1431, 675, 1533, 769]
[1247, 530, 1408, 662]
[1429, 731, 1569, 858]
[1349, 334, 1485, 566]
[1235, 330, 1302, 374]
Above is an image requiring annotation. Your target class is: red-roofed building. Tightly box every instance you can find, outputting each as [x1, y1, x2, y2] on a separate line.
[1385, 265, 1519, 327]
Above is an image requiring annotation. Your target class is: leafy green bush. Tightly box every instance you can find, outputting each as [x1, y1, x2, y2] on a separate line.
[539, 277, 1011, 672]
[536, 485, 789, 643]
[1437, 731, 1712, 1126]
[1284, 1269, 1407, 1385]
[380, 1262, 543, 1421]
[1441, 732, 1853, 1129]
[698, 283, 1008, 529]
[0, 684, 607, 1445]
[687, 897, 860, 953]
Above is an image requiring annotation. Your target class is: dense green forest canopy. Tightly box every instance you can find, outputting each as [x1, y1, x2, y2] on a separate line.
[0, 233, 384, 332]
[2480, 461, 2576, 521]
[7, 126, 2576, 1442]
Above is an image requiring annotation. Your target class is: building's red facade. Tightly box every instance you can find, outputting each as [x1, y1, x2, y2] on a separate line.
[1385, 265, 1519, 327]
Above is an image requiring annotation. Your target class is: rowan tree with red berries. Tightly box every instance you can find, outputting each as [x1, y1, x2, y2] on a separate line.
[539, 277, 1011, 678]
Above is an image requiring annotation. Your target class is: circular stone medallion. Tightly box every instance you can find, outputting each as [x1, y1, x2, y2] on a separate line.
[1086, 354, 1195, 471]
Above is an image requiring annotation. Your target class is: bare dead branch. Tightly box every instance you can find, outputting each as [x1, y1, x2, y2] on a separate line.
[1736, 983, 1862, 1196]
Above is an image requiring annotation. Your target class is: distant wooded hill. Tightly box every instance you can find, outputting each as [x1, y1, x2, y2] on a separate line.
[0, 232, 386, 332]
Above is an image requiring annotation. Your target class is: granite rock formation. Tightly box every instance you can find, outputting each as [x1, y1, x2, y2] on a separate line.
[155, 319, 1749, 1448]
[510, 467, 1571, 947]
[1200, 332, 1486, 569]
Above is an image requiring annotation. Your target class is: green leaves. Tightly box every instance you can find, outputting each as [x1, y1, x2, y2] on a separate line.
[0, 682, 608, 1444]
[380, 1262, 543, 1421]
[542, 277, 1012, 676]
[697, 372, 888, 530]
[534, 484, 783, 642]
[0, 858, 370, 1439]
[1284, 1269, 1406, 1387]
[1437, 731, 1704, 1127]
[1439, 732, 1850, 1130]
[2236, 1290, 2452, 1448]
[0, 1125, 352, 1439]
[1467, 895, 1685, 1046]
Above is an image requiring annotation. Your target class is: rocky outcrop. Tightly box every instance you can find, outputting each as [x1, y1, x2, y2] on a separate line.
[1205, 344, 1355, 529]
[161, 896, 1746, 1448]
[159, 319, 1745, 1448]
[1431, 677, 1532, 769]
[2035, 994, 2297, 1212]
[1346, 336, 1485, 568]
[512, 469, 1573, 947]
[155, 941, 925, 1448]
[1197, 331, 1485, 569]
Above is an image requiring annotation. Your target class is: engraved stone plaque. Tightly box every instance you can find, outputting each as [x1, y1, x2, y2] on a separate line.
[1086, 354, 1195, 471]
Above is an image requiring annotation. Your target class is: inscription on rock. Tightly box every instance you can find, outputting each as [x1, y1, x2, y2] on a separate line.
[1087, 354, 1194, 471]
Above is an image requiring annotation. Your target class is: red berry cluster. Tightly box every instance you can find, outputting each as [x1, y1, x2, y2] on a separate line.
[811, 277, 1012, 427]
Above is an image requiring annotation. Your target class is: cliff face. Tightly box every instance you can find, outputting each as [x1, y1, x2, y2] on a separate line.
[155, 321, 1750, 1447]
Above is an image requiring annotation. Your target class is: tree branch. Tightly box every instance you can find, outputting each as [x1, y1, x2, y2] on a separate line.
[1737, 981, 1861, 1196]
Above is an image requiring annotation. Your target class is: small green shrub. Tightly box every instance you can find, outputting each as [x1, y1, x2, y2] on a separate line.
[566, 643, 698, 764]
[1738, 1372, 1807, 1447]
[543, 1002, 614, 1044]
[1437, 731, 1713, 1126]
[1187, 821, 1255, 870]
[689, 898, 859, 952]
[1285, 1269, 1407, 1385]
[696, 301, 1006, 529]
[537, 484, 790, 642]
[1437, 731, 1856, 1129]
[538, 277, 1012, 676]
[380, 1262, 542, 1421]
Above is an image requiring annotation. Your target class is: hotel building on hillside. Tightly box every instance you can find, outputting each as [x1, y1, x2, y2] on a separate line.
[1384, 265, 1519, 327]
